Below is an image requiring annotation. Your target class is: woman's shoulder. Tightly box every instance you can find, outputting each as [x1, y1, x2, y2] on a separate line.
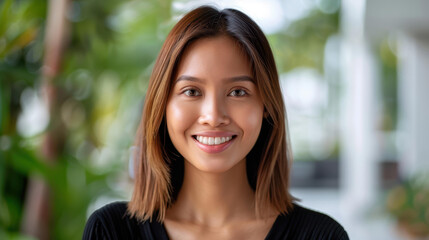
[82, 201, 135, 239]
[88, 201, 129, 220]
[289, 204, 343, 224]
[267, 203, 349, 240]
[83, 201, 170, 240]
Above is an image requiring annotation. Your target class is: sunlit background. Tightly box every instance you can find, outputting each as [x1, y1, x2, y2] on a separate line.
[1, 0, 428, 239]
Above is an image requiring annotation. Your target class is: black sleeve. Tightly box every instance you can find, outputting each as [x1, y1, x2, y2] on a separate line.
[334, 228, 349, 240]
[82, 210, 110, 240]
[267, 204, 350, 240]
[297, 206, 349, 240]
[319, 216, 349, 240]
[82, 202, 131, 240]
[82, 202, 165, 240]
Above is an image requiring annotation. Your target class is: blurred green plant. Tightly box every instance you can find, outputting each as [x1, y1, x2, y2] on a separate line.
[379, 38, 398, 131]
[269, 8, 339, 73]
[386, 174, 429, 238]
[1, 0, 172, 239]
[1, 0, 46, 238]
[1, 135, 118, 239]
[0, 0, 45, 59]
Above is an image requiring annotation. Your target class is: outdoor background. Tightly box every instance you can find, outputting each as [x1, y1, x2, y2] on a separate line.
[1, 0, 428, 239]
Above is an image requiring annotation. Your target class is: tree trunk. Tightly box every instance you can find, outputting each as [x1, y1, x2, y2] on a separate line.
[21, 0, 70, 239]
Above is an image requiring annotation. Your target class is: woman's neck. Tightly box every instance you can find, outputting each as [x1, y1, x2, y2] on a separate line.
[167, 159, 257, 227]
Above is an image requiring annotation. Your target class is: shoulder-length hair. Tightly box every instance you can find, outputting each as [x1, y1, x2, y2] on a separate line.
[128, 5, 294, 222]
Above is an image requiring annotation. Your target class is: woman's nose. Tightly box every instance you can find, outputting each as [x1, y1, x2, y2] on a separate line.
[198, 95, 230, 127]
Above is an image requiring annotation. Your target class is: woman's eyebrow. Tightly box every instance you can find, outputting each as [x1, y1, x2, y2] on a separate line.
[225, 75, 255, 83]
[175, 75, 201, 82]
[175, 75, 254, 83]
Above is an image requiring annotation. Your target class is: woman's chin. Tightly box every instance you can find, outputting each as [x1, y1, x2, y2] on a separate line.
[185, 158, 244, 175]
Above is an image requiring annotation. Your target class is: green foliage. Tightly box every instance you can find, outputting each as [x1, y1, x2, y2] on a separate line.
[269, 9, 339, 73]
[1, 135, 119, 239]
[378, 39, 398, 131]
[1, 0, 46, 236]
[1, 0, 172, 239]
[386, 174, 429, 237]
[0, 0, 45, 59]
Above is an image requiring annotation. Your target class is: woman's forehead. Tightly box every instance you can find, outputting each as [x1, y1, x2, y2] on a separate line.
[173, 36, 253, 81]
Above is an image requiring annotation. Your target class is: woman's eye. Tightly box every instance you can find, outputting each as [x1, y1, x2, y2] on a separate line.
[183, 89, 201, 97]
[229, 89, 247, 97]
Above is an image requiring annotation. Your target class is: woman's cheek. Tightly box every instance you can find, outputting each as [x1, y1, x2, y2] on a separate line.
[232, 102, 264, 137]
[167, 99, 198, 136]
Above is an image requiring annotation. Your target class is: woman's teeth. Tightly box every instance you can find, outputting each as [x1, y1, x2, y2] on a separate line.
[196, 136, 233, 145]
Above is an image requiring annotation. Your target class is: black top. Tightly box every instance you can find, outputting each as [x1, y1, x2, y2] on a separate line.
[83, 202, 349, 240]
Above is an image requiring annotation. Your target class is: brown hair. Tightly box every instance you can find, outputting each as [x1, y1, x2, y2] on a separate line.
[128, 5, 294, 222]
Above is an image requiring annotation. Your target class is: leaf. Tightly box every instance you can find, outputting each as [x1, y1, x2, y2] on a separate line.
[8, 151, 48, 176]
[0, 0, 13, 37]
[0, 26, 39, 58]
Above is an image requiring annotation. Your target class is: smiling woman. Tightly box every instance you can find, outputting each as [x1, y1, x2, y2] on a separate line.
[83, 5, 349, 240]
[166, 36, 264, 174]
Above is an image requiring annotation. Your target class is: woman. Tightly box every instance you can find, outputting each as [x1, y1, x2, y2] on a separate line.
[83, 6, 348, 240]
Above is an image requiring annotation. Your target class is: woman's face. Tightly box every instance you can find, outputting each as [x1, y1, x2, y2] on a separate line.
[166, 36, 264, 173]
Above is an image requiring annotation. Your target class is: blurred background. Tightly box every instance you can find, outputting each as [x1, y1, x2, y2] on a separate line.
[1, 0, 428, 239]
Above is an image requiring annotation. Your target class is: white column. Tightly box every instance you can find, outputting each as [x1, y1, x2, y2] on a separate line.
[340, 0, 380, 232]
[397, 34, 429, 177]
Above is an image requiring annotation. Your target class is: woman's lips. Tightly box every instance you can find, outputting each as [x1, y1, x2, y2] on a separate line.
[192, 134, 236, 153]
